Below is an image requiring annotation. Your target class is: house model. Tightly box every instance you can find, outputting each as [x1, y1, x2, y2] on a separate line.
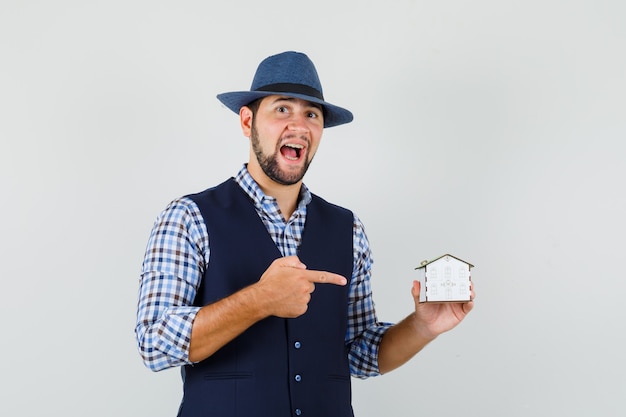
[415, 254, 473, 303]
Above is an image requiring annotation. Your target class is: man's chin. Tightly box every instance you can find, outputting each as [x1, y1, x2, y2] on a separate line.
[270, 167, 308, 186]
[272, 174, 305, 186]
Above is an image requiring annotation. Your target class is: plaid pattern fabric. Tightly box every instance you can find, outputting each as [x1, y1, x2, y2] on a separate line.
[135, 165, 392, 377]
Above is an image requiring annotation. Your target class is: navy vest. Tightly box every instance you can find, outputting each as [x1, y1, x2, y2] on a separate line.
[179, 178, 354, 417]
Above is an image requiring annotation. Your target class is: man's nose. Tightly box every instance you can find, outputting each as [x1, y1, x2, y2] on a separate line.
[287, 113, 309, 132]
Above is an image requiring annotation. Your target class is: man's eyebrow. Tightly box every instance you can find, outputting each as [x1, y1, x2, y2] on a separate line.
[270, 96, 323, 110]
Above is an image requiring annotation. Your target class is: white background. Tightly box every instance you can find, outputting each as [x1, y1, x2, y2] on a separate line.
[1, 1, 625, 416]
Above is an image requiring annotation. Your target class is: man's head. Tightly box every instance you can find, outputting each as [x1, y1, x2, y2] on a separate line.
[217, 51, 353, 128]
[217, 52, 353, 188]
[241, 95, 324, 186]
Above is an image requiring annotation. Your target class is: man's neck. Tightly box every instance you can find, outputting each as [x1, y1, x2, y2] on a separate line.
[267, 183, 301, 221]
[247, 166, 302, 221]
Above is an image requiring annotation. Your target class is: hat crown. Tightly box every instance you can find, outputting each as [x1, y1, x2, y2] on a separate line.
[250, 51, 323, 98]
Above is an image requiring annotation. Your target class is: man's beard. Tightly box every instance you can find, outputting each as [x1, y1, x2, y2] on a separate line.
[250, 123, 313, 186]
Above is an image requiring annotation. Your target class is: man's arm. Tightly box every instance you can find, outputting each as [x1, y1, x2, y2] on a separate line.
[136, 197, 347, 369]
[377, 280, 475, 374]
[135, 198, 208, 371]
[188, 256, 347, 362]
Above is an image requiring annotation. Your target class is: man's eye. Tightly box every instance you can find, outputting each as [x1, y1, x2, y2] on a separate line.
[277, 106, 288, 113]
[307, 112, 318, 118]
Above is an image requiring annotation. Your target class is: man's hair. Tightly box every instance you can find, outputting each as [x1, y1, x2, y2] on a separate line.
[245, 98, 262, 117]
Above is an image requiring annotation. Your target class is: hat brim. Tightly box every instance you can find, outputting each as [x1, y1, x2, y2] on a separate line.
[217, 91, 353, 128]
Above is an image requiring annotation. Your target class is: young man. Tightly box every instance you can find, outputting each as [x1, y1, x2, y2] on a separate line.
[135, 51, 475, 417]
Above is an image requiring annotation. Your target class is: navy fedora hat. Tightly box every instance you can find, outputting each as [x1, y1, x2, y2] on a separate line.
[217, 51, 353, 128]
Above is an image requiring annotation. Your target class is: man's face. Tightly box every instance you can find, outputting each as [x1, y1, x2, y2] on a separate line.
[245, 95, 324, 186]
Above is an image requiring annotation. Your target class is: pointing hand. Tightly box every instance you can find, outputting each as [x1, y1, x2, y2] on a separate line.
[254, 256, 347, 318]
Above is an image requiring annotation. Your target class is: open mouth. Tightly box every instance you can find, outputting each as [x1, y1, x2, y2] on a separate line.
[280, 143, 304, 161]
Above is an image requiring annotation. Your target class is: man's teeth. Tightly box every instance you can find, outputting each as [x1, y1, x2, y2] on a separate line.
[282, 144, 303, 160]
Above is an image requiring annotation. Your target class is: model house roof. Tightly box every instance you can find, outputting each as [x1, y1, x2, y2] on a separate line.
[415, 253, 474, 270]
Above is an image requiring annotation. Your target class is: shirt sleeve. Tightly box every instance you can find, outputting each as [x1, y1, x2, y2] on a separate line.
[134, 197, 209, 372]
[345, 214, 394, 379]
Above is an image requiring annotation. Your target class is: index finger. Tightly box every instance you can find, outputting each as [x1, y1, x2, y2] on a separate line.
[304, 270, 347, 286]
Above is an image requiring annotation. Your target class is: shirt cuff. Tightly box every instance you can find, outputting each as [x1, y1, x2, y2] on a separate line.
[348, 322, 394, 379]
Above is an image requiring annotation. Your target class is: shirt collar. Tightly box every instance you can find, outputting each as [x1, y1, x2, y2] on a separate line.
[234, 164, 312, 210]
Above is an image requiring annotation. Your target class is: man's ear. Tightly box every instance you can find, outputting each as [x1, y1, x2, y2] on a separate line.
[240, 106, 253, 137]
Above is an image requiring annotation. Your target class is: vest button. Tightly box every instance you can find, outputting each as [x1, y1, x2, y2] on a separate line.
[295, 408, 302, 416]
[294, 341, 301, 349]
[295, 374, 302, 382]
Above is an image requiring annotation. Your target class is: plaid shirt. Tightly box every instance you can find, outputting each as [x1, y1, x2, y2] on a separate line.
[135, 165, 392, 378]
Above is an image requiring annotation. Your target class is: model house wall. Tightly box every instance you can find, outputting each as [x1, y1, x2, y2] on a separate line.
[415, 254, 473, 303]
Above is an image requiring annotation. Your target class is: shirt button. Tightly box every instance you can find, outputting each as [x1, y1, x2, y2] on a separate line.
[294, 341, 301, 349]
[295, 408, 302, 416]
[295, 374, 302, 382]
